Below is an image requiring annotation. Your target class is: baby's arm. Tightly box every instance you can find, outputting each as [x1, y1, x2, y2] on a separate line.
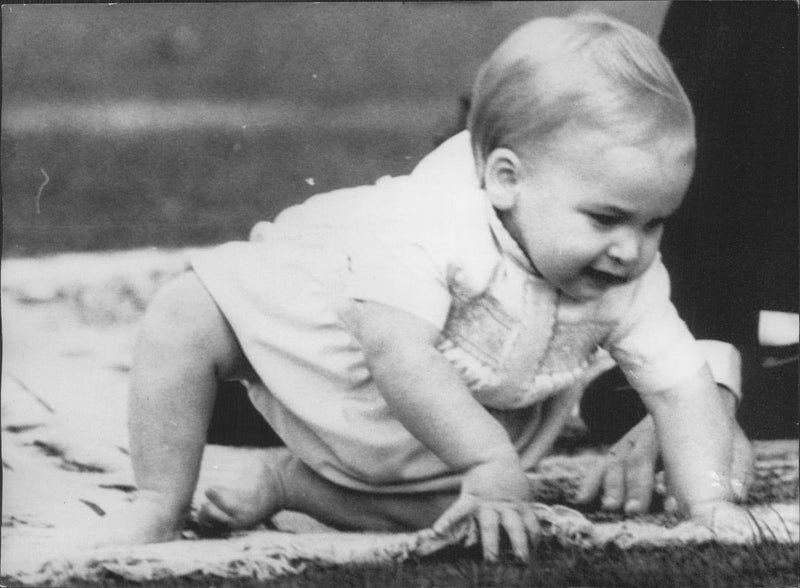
[349, 300, 538, 560]
[638, 364, 747, 524]
[607, 260, 754, 531]
[575, 341, 753, 513]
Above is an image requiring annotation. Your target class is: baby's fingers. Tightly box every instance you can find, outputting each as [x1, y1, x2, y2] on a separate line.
[433, 497, 541, 561]
[502, 506, 541, 561]
[478, 506, 501, 561]
[522, 506, 541, 540]
[600, 460, 625, 511]
[623, 455, 655, 514]
[432, 494, 477, 536]
[574, 462, 604, 505]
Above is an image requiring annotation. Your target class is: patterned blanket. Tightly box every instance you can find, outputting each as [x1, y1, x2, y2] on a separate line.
[2, 250, 797, 585]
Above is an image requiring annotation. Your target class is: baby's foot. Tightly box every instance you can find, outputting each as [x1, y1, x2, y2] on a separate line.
[95, 491, 186, 546]
[198, 451, 288, 530]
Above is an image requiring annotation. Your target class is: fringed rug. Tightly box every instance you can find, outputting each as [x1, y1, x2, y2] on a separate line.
[2, 250, 798, 586]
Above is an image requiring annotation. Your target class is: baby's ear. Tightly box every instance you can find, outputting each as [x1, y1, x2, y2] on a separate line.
[484, 148, 521, 210]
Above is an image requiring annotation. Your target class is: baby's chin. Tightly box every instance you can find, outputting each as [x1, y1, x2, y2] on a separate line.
[557, 275, 628, 301]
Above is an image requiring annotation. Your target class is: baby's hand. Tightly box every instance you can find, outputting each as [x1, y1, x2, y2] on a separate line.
[690, 500, 759, 542]
[432, 460, 540, 561]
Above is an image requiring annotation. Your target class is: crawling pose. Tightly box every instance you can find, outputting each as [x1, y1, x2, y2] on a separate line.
[116, 13, 753, 560]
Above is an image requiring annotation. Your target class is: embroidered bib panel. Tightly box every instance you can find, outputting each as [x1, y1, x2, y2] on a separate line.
[437, 253, 612, 409]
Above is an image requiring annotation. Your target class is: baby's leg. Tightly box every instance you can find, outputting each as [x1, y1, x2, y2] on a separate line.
[110, 270, 253, 545]
[201, 452, 456, 533]
[283, 458, 457, 531]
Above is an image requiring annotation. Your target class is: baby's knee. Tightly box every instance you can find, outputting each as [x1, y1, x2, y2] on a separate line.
[137, 271, 241, 373]
[142, 271, 212, 334]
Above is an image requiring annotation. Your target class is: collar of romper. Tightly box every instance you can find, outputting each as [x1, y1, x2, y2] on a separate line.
[483, 197, 544, 278]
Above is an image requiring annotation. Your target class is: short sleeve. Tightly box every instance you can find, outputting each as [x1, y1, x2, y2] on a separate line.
[696, 340, 742, 401]
[344, 235, 454, 330]
[605, 258, 707, 394]
[342, 177, 459, 330]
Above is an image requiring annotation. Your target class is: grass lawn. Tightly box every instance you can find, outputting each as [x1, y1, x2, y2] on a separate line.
[2, 124, 442, 257]
[3, 542, 797, 588]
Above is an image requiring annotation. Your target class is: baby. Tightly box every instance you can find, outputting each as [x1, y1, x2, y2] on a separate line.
[115, 13, 752, 560]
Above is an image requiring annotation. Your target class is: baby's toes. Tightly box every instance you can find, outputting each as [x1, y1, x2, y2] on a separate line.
[198, 486, 241, 528]
[199, 478, 285, 531]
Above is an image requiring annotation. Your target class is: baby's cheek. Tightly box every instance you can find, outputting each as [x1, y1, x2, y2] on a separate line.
[636, 243, 661, 276]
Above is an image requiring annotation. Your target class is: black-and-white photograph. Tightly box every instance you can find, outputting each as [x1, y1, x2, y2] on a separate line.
[2, 2, 797, 586]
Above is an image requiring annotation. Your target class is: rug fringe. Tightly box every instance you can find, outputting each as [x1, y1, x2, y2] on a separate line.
[3, 502, 797, 585]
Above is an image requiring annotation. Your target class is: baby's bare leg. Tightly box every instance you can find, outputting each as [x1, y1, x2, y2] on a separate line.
[282, 458, 457, 531]
[115, 270, 250, 544]
[202, 452, 456, 532]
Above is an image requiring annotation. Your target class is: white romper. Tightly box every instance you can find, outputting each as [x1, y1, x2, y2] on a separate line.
[191, 134, 706, 493]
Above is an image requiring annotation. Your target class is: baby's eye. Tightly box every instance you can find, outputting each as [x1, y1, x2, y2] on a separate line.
[645, 218, 667, 232]
[588, 213, 622, 227]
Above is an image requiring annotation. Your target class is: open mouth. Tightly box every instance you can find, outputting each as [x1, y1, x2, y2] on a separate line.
[584, 267, 629, 288]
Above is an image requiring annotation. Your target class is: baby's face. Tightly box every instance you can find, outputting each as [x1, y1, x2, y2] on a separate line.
[494, 125, 695, 301]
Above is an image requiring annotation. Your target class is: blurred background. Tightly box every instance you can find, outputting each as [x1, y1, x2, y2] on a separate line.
[2, 2, 669, 257]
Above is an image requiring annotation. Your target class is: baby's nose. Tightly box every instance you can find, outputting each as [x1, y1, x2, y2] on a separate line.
[606, 233, 640, 266]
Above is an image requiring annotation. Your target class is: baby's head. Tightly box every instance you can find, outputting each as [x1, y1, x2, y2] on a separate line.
[469, 13, 696, 300]
[469, 12, 694, 176]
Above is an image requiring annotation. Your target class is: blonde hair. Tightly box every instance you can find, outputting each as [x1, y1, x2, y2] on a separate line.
[468, 12, 694, 175]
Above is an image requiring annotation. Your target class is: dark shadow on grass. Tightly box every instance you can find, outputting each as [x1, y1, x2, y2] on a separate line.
[3, 541, 797, 588]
